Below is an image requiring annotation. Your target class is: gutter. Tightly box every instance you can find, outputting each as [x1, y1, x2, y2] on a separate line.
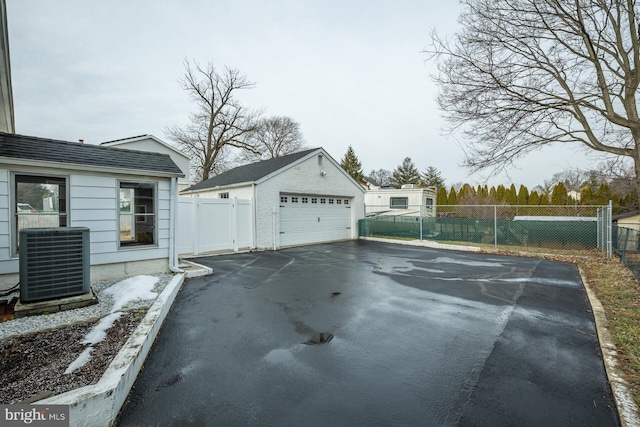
[0, 158, 183, 179]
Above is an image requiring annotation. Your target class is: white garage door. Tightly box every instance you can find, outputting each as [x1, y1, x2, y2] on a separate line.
[279, 194, 352, 247]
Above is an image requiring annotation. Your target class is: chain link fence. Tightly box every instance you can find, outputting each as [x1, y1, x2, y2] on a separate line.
[613, 226, 640, 279]
[360, 204, 610, 253]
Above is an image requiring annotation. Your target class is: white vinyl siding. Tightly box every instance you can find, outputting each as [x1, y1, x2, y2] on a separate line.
[71, 175, 117, 256]
[255, 153, 364, 249]
[0, 167, 174, 276]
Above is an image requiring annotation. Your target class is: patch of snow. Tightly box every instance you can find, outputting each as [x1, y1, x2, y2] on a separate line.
[65, 347, 93, 374]
[103, 275, 159, 312]
[81, 312, 124, 345]
[420, 268, 445, 273]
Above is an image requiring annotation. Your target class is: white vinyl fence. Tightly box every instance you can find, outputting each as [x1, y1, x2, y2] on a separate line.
[177, 196, 254, 257]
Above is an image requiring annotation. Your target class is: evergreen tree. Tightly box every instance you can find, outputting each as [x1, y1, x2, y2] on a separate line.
[389, 157, 421, 188]
[551, 182, 568, 205]
[594, 183, 613, 205]
[421, 166, 445, 188]
[505, 184, 517, 205]
[517, 185, 529, 205]
[495, 185, 506, 202]
[448, 186, 459, 205]
[457, 183, 476, 204]
[340, 145, 364, 183]
[489, 186, 497, 199]
[580, 187, 594, 204]
[540, 192, 550, 205]
[437, 186, 448, 206]
[528, 191, 541, 205]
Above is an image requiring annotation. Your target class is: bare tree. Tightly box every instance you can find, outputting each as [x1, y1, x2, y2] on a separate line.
[166, 59, 259, 182]
[368, 169, 391, 187]
[428, 0, 640, 203]
[237, 116, 307, 163]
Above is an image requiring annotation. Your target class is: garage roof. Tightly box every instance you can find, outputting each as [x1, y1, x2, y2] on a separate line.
[184, 148, 319, 192]
[0, 132, 184, 176]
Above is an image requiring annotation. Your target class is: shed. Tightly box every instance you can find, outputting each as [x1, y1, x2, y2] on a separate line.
[181, 148, 365, 249]
[612, 210, 640, 230]
[0, 132, 184, 291]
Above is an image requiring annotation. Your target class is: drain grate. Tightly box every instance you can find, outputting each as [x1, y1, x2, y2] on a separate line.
[305, 332, 334, 345]
[330, 292, 341, 297]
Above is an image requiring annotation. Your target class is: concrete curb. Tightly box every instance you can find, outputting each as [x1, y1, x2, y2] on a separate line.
[361, 236, 482, 252]
[579, 266, 640, 427]
[37, 273, 186, 427]
[180, 259, 213, 278]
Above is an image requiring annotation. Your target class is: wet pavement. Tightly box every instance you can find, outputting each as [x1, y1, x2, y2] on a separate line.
[117, 240, 619, 426]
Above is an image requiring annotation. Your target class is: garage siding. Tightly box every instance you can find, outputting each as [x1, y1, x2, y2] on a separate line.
[255, 153, 364, 249]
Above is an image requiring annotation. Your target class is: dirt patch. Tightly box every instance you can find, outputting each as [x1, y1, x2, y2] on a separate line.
[0, 310, 142, 404]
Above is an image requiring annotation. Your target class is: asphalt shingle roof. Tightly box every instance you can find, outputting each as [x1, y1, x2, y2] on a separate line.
[0, 132, 183, 176]
[184, 148, 319, 192]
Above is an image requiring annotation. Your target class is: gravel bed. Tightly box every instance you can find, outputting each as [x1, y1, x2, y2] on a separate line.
[0, 273, 175, 404]
[0, 274, 173, 340]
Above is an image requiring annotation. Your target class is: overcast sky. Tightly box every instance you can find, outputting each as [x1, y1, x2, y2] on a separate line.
[6, 1, 606, 188]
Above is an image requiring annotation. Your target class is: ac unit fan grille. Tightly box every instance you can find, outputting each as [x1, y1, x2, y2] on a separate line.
[20, 227, 90, 303]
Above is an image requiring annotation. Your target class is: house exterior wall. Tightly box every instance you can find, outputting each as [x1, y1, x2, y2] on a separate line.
[254, 153, 364, 249]
[0, 165, 174, 291]
[195, 185, 255, 200]
[103, 138, 191, 189]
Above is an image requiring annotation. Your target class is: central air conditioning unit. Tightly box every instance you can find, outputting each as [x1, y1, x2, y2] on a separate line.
[19, 227, 90, 303]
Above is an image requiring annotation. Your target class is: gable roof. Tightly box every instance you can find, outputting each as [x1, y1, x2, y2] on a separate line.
[0, 132, 183, 176]
[100, 134, 190, 160]
[184, 148, 319, 192]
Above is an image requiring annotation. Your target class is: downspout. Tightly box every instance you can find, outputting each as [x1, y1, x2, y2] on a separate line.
[169, 176, 184, 273]
[252, 183, 257, 250]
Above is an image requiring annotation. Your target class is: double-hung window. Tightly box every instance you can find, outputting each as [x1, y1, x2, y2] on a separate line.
[14, 174, 67, 252]
[119, 182, 156, 247]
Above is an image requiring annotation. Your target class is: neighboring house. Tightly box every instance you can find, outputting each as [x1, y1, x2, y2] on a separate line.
[567, 190, 581, 202]
[613, 210, 640, 230]
[0, 132, 184, 291]
[181, 148, 365, 249]
[365, 185, 437, 217]
[100, 135, 191, 191]
[362, 176, 381, 190]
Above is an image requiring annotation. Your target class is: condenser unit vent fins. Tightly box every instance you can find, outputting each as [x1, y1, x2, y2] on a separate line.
[19, 227, 90, 303]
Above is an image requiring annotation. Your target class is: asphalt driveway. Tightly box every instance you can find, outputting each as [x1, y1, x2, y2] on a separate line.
[118, 240, 619, 426]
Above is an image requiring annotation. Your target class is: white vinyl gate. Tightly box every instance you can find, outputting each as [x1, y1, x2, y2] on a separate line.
[178, 196, 254, 257]
[278, 194, 352, 247]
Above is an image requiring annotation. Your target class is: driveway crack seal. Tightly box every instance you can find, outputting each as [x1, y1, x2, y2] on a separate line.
[579, 266, 640, 427]
[452, 259, 536, 424]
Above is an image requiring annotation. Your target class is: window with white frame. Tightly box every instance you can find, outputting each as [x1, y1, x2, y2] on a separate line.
[119, 182, 156, 247]
[14, 174, 67, 251]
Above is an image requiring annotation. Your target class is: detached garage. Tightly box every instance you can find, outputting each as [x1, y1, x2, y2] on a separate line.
[181, 148, 365, 250]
